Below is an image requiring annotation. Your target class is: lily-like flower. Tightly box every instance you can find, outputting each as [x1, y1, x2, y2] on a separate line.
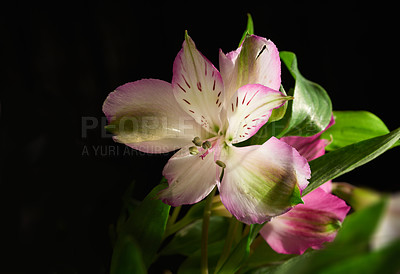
[260, 119, 351, 254]
[260, 188, 350, 254]
[103, 33, 311, 224]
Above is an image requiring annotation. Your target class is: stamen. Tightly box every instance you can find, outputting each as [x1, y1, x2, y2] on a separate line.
[215, 160, 226, 168]
[192, 137, 202, 147]
[189, 146, 199, 155]
[202, 141, 211, 150]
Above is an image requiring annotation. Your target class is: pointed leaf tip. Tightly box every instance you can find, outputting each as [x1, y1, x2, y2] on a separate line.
[239, 13, 255, 47]
[289, 185, 304, 206]
[246, 13, 254, 35]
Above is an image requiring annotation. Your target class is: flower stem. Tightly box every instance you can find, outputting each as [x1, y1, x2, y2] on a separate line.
[162, 213, 190, 241]
[168, 205, 181, 226]
[201, 187, 217, 274]
[215, 216, 240, 272]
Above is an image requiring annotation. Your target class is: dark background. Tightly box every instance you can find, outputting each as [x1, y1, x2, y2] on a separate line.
[1, 1, 398, 273]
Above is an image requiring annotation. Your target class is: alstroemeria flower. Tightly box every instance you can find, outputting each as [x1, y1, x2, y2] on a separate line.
[260, 188, 350, 254]
[260, 118, 351, 254]
[103, 33, 311, 224]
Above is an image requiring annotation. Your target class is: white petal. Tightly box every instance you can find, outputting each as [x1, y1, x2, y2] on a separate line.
[158, 142, 219, 206]
[172, 34, 225, 135]
[102, 79, 204, 153]
[225, 84, 290, 144]
[219, 35, 281, 105]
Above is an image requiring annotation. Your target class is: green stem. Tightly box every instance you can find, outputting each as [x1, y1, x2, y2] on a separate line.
[168, 205, 181, 226]
[162, 215, 191, 241]
[215, 216, 240, 272]
[201, 187, 217, 274]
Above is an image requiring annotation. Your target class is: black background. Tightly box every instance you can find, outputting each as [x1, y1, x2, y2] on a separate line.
[1, 1, 398, 273]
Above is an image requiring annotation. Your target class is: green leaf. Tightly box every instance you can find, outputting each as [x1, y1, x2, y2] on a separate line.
[321, 239, 400, 274]
[163, 199, 207, 238]
[239, 13, 254, 46]
[161, 216, 230, 256]
[321, 111, 391, 151]
[268, 85, 288, 123]
[241, 51, 332, 146]
[216, 234, 251, 273]
[110, 235, 147, 274]
[241, 238, 294, 272]
[289, 184, 303, 206]
[259, 199, 388, 274]
[216, 223, 264, 273]
[303, 127, 400, 196]
[112, 183, 171, 270]
[278, 51, 332, 137]
[178, 241, 226, 274]
[279, 51, 332, 137]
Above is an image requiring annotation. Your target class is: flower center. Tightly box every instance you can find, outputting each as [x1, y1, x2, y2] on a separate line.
[189, 136, 213, 159]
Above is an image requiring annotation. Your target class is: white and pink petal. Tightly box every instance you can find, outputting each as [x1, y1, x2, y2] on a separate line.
[219, 35, 281, 103]
[102, 79, 204, 153]
[225, 84, 291, 144]
[260, 188, 350, 254]
[172, 33, 225, 135]
[218, 47, 241, 102]
[218, 137, 310, 224]
[158, 142, 219, 206]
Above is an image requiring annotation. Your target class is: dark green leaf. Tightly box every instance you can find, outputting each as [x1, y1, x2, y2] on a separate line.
[321, 111, 390, 151]
[127, 183, 170, 267]
[216, 234, 251, 273]
[112, 183, 171, 270]
[161, 216, 230, 256]
[216, 223, 264, 273]
[321, 239, 400, 274]
[241, 238, 294, 272]
[304, 127, 400, 196]
[178, 241, 226, 274]
[163, 199, 207, 238]
[110, 235, 147, 274]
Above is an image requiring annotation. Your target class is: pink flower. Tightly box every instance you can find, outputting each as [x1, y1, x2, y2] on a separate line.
[260, 118, 351, 254]
[103, 33, 311, 224]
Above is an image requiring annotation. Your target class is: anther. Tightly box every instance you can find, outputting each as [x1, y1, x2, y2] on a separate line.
[215, 160, 226, 168]
[189, 146, 199, 155]
[202, 141, 211, 150]
[192, 136, 202, 147]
